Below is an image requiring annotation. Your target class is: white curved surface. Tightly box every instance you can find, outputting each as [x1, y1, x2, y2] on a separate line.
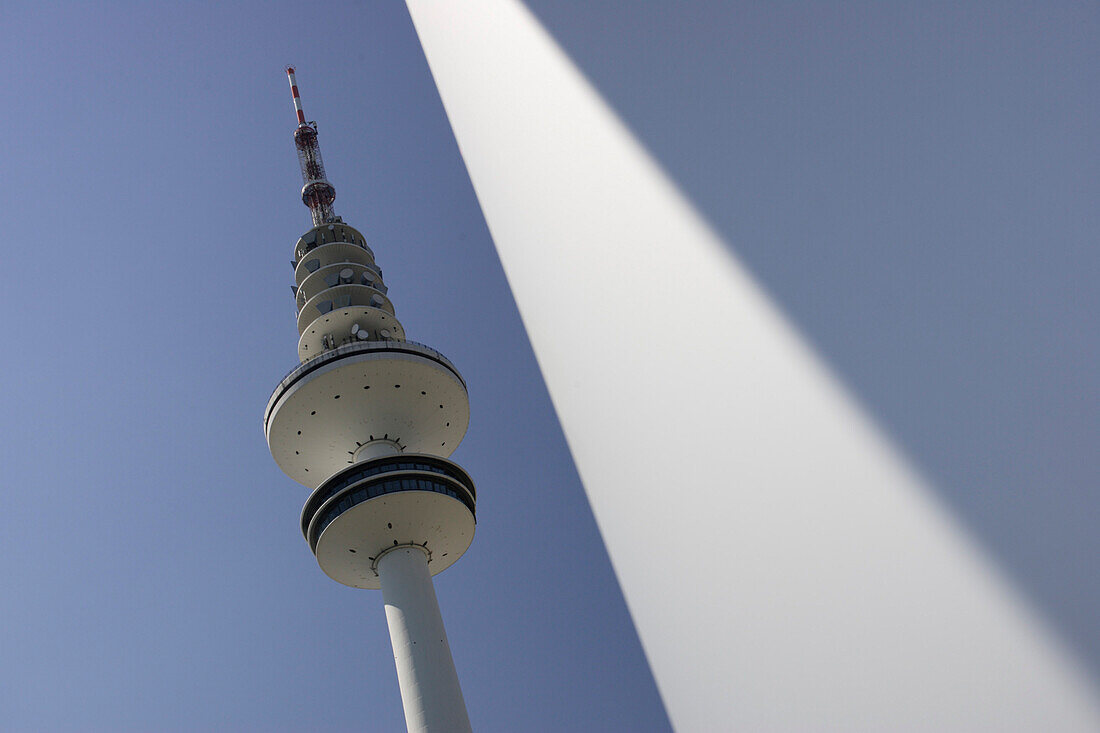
[294, 240, 376, 286]
[297, 262, 384, 303]
[404, 1, 1100, 730]
[266, 351, 470, 486]
[297, 306, 405, 359]
[314, 489, 476, 589]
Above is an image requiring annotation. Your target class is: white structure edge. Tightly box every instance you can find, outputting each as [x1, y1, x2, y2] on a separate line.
[404, 1, 1100, 730]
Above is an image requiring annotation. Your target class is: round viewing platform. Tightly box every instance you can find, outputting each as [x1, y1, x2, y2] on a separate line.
[302, 453, 477, 589]
[265, 340, 470, 487]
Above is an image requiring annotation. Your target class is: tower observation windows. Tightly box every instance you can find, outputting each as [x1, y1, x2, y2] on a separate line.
[308, 476, 474, 551]
[301, 454, 476, 549]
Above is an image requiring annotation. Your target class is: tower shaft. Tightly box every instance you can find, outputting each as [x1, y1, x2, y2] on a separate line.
[379, 547, 472, 733]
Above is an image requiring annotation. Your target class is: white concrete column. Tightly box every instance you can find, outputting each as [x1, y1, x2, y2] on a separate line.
[378, 546, 472, 733]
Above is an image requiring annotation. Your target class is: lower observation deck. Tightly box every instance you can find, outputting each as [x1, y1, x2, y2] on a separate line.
[303, 453, 477, 589]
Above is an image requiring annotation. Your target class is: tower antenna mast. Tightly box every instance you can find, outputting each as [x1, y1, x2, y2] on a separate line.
[286, 67, 338, 226]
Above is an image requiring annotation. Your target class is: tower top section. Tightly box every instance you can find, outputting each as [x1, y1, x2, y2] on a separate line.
[286, 67, 338, 227]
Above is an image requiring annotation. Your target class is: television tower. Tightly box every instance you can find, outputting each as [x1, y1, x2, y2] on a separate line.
[265, 67, 476, 733]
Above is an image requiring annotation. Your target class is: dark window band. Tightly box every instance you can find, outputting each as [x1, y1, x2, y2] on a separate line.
[308, 475, 475, 551]
[301, 456, 475, 538]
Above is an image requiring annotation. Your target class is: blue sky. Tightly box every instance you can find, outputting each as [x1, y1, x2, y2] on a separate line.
[0, 1, 1096, 731]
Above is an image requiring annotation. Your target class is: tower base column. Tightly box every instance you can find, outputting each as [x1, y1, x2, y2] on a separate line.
[378, 546, 472, 733]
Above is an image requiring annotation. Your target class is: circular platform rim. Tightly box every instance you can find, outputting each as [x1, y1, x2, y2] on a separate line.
[264, 339, 466, 435]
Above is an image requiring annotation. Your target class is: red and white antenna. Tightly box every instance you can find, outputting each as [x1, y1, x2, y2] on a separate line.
[286, 67, 337, 226]
[286, 66, 307, 125]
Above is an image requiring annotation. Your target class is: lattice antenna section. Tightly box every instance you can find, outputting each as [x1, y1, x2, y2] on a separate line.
[286, 67, 337, 226]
